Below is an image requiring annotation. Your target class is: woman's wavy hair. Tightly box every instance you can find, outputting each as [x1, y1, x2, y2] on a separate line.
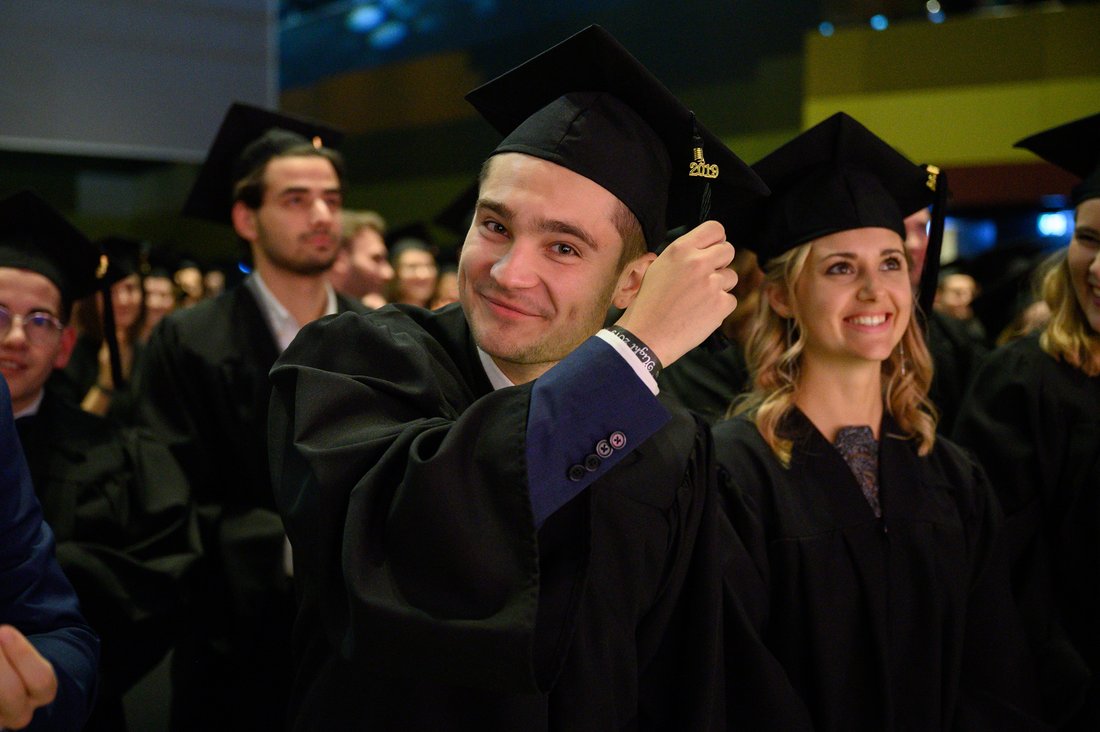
[732, 240, 938, 465]
[1039, 248, 1100, 376]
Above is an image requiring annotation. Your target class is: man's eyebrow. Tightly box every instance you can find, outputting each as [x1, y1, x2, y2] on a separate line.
[477, 198, 513, 220]
[275, 186, 342, 197]
[535, 217, 599, 252]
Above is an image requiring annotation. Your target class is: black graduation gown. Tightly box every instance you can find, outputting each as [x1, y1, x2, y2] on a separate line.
[267, 303, 747, 731]
[953, 335, 1100, 728]
[15, 388, 199, 731]
[927, 310, 989, 436]
[138, 284, 367, 730]
[50, 332, 146, 427]
[713, 410, 1046, 731]
[657, 340, 750, 424]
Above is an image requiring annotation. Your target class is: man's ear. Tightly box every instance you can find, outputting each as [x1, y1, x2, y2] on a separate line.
[766, 282, 794, 319]
[611, 252, 656, 310]
[231, 201, 258, 244]
[53, 326, 77, 370]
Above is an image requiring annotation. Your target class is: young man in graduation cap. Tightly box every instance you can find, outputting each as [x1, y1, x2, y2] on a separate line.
[138, 103, 368, 730]
[0, 190, 198, 731]
[268, 25, 769, 730]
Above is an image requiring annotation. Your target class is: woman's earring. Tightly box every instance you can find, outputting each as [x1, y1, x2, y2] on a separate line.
[899, 341, 908, 376]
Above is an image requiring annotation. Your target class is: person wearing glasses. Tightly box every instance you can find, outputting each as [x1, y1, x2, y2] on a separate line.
[0, 191, 199, 731]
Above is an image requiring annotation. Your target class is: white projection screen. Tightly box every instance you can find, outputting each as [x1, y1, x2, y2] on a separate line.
[0, 0, 277, 163]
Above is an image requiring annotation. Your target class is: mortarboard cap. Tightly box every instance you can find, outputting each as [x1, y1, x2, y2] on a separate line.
[96, 235, 145, 287]
[433, 181, 479, 239]
[1014, 112, 1100, 206]
[465, 25, 768, 250]
[730, 112, 937, 268]
[0, 190, 101, 306]
[387, 222, 437, 258]
[182, 102, 344, 224]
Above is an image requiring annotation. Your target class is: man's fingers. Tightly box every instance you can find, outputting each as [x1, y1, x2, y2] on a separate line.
[0, 626, 56, 708]
[716, 267, 739, 293]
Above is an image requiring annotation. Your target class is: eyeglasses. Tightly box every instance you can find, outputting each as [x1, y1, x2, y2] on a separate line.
[0, 305, 64, 346]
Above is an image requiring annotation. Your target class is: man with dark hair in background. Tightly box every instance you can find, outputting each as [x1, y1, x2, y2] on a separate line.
[139, 103, 367, 730]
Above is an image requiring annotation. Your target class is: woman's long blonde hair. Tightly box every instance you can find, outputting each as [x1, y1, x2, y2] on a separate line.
[732, 241, 938, 465]
[1039, 249, 1100, 376]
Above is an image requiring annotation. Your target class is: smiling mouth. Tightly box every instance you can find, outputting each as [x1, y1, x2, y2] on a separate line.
[481, 291, 542, 319]
[846, 314, 890, 327]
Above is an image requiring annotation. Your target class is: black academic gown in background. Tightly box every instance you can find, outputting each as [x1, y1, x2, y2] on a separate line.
[50, 332, 146, 427]
[16, 388, 199, 731]
[138, 284, 366, 731]
[927, 310, 989, 435]
[954, 335, 1100, 729]
[267, 304, 758, 731]
[713, 410, 1046, 731]
[657, 340, 750, 424]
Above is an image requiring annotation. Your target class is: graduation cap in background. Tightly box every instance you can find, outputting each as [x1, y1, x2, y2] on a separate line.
[0, 190, 101, 307]
[96, 235, 145, 287]
[465, 24, 768, 251]
[728, 112, 948, 318]
[182, 102, 345, 225]
[1015, 111, 1100, 206]
[386, 222, 437, 261]
[432, 180, 480, 243]
[142, 243, 181, 280]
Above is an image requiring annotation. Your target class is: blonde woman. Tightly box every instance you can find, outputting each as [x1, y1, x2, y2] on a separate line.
[715, 114, 1043, 729]
[954, 112, 1100, 729]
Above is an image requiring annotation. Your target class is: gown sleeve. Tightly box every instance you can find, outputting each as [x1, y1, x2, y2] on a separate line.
[267, 310, 669, 693]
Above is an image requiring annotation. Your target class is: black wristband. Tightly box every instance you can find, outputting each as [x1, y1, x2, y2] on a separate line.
[607, 325, 663, 378]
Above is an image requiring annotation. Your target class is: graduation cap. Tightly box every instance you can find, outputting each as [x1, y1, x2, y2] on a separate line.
[432, 180, 479, 241]
[0, 190, 100, 307]
[730, 112, 948, 316]
[387, 222, 437, 260]
[465, 25, 768, 250]
[1015, 111, 1100, 206]
[96, 235, 145, 287]
[182, 102, 345, 224]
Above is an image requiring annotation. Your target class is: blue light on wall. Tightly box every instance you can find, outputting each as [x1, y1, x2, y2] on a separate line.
[870, 14, 888, 31]
[818, 21, 835, 37]
[1037, 211, 1072, 238]
[347, 4, 385, 33]
[370, 20, 408, 49]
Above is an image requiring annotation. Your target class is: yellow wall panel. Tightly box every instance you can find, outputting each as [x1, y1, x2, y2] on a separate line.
[804, 77, 1100, 166]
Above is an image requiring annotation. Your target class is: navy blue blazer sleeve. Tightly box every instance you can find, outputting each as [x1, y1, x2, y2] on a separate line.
[0, 380, 98, 731]
[527, 336, 670, 525]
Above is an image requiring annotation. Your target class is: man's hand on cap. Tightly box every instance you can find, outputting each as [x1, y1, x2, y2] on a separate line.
[615, 220, 737, 367]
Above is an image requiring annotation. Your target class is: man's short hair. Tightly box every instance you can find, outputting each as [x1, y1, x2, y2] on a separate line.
[342, 210, 387, 247]
[233, 144, 346, 211]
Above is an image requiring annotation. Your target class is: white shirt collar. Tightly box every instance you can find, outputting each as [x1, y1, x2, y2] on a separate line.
[245, 271, 338, 353]
[13, 390, 44, 419]
[476, 347, 515, 391]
